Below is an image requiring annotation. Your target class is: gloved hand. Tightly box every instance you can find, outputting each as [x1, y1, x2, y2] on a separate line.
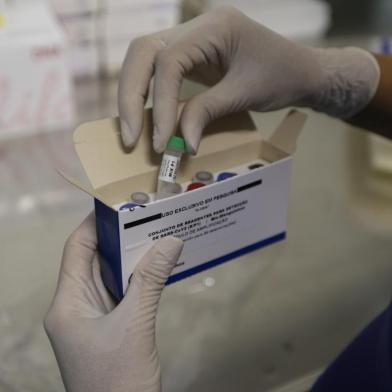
[118, 6, 380, 154]
[44, 213, 183, 392]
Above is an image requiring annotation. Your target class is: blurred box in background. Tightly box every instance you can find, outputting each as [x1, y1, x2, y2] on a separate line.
[204, 0, 331, 43]
[56, 11, 99, 78]
[104, 0, 180, 41]
[51, 0, 181, 77]
[102, 0, 180, 75]
[0, 0, 181, 138]
[0, 0, 75, 138]
[51, 0, 330, 79]
[50, 0, 98, 16]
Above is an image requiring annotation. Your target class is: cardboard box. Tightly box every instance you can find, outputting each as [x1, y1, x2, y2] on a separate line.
[0, 0, 75, 138]
[54, 0, 181, 76]
[206, 0, 331, 41]
[59, 13, 97, 43]
[61, 109, 306, 299]
[50, 0, 99, 16]
[103, 1, 180, 41]
[101, 1, 180, 75]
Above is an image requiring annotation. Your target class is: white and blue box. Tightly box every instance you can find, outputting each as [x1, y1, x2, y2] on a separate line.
[62, 109, 306, 299]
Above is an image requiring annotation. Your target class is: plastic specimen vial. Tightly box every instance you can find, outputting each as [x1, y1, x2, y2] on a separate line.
[156, 136, 185, 200]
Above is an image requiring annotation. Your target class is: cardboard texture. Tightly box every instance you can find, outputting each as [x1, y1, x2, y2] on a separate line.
[64, 110, 306, 299]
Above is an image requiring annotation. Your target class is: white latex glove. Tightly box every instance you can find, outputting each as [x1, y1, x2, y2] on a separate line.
[118, 6, 380, 154]
[45, 213, 183, 392]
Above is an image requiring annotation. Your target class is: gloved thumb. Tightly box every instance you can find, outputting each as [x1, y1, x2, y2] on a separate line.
[113, 237, 183, 327]
[180, 77, 236, 154]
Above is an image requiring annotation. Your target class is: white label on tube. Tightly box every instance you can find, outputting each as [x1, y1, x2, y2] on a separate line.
[158, 154, 179, 183]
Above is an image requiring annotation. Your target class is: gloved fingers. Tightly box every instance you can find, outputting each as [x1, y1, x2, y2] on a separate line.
[186, 63, 224, 87]
[180, 76, 238, 154]
[92, 256, 117, 313]
[59, 212, 97, 288]
[112, 237, 183, 327]
[118, 35, 165, 148]
[152, 38, 212, 153]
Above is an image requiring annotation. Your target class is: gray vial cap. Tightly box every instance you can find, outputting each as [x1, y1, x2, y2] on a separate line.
[131, 192, 150, 204]
[195, 171, 213, 183]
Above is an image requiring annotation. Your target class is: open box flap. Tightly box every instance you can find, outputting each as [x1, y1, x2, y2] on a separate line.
[56, 169, 108, 204]
[267, 110, 307, 155]
[73, 109, 259, 190]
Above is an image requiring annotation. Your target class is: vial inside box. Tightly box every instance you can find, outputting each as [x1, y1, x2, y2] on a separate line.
[113, 159, 270, 211]
[65, 109, 305, 212]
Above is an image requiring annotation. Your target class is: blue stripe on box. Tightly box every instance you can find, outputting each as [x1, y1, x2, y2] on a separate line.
[95, 199, 123, 300]
[166, 231, 286, 285]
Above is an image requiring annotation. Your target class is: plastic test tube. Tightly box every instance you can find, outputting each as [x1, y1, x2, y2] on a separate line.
[170, 183, 183, 195]
[156, 136, 185, 200]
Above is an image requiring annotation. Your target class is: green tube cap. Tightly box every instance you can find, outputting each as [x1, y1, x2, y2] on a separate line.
[167, 135, 185, 152]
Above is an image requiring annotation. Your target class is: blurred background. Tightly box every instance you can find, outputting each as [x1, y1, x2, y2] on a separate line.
[0, 0, 392, 391]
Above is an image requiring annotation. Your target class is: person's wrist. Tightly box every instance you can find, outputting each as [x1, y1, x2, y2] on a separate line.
[306, 47, 380, 119]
